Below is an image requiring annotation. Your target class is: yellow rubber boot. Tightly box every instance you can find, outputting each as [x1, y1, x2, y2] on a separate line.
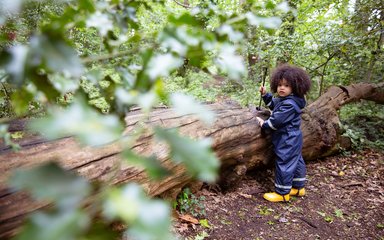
[289, 188, 306, 197]
[263, 192, 290, 202]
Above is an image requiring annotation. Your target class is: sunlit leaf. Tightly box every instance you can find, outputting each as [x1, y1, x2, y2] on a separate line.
[10, 162, 91, 210]
[0, 0, 22, 17]
[2, 45, 29, 86]
[276, 1, 291, 13]
[154, 127, 219, 182]
[29, 98, 123, 146]
[215, 44, 246, 80]
[218, 25, 244, 42]
[137, 91, 158, 112]
[246, 13, 282, 29]
[49, 74, 79, 93]
[104, 184, 142, 222]
[146, 53, 183, 80]
[170, 92, 215, 126]
[86, 11, 113, 36]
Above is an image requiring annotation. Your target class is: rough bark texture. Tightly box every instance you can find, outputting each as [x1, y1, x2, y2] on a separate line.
[0, 82, 383, 238]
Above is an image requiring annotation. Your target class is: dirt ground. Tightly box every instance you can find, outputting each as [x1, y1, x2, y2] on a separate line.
[174, 148, 384, 240]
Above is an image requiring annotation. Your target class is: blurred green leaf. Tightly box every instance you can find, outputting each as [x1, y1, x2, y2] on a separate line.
[170, 92, 215, 126]
[0, 124, 20, 150]
[146, 53, 183, 80]
[15, 210, 90, 240]
[246, 13, 282, 29]
[127, 199, 175, 240]
[49, 74, 79, 94]
[218, 24, 244, 42]
[86, 11, 113, 36]
[215, 44, 246, 80]
[1, 45, 29, 86]
[168, 13, 203, 27]
[30, 73, 61, 101]
[10, 162, 91, 210]
[122, 150, 170, 180]
[154, 127, 219, 183]
[29, 98, 123, 146]
[104, 183, 175, 240]
[30, 34, 84, 78]
[0, 0, 22, 17]
[10, 87, 34, 115]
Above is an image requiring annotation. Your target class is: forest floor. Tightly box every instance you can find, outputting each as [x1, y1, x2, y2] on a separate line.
[173, 148, 384, 240]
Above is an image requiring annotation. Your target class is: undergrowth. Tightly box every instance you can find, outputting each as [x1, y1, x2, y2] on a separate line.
[339, 101, 384, 151]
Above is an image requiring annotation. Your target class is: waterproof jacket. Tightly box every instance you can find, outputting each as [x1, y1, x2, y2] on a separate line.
[261, 93, 307, 194]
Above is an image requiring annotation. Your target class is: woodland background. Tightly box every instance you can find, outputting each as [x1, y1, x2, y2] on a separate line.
[0, 0, 383, 239]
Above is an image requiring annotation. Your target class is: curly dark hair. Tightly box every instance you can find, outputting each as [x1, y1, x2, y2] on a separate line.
[270, 64, 311, 98]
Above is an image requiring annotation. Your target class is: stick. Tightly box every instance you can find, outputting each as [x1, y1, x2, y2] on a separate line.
[257, 67, 268, 110]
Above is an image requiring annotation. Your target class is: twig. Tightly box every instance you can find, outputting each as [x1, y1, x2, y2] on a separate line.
[172, 0, 191, 8]
[298, 216, 318, 228]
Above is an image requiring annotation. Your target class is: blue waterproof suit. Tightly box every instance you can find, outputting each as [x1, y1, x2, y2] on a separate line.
[261, 93, 306, 195]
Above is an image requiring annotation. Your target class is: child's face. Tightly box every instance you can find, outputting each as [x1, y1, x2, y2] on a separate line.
[277, 79, 292, 97]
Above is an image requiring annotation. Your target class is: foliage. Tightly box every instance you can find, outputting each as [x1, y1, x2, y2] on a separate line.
[340, 102, 384, 151]
[174, 188, 206, 218]
[1, 0, 383, 238]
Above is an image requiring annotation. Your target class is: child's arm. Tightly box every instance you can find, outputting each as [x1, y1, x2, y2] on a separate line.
[262, 93, 274, 110]
[259, 101, 298, 130]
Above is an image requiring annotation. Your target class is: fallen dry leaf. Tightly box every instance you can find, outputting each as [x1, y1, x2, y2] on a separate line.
[178, 214, 199, 224]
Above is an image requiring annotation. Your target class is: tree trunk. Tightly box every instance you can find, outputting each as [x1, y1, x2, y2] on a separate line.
[0, 82, 383, 238]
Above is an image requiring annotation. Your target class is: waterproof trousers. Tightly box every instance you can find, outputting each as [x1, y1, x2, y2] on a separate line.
[272, 130, 306, 195]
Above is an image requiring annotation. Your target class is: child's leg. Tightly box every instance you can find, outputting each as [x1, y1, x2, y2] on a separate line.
[292, 156, 306, 189]
[274, 156, 297, 195]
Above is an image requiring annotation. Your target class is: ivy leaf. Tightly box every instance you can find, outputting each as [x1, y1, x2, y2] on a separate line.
[154, 127, 219, 183]
[170, 92, 215, 126]
[10, 162, 91, 210]
[29, 98, 123, 146]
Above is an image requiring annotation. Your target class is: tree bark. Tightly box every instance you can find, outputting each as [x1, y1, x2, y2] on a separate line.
[0, 82, 383, 238]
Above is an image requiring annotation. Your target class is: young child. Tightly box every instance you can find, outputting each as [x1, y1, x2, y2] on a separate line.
[256, 64, 311, 202]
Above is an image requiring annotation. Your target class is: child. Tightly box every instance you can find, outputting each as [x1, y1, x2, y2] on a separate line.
[256, 64, 311, 202]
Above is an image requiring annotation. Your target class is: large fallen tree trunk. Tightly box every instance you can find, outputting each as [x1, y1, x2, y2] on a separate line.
[0, 82, 383, 238]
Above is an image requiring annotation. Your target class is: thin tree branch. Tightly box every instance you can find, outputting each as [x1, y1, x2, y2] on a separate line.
[173, 0, 191, 8]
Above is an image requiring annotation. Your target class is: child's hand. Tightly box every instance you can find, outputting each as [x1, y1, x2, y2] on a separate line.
[259, 86, 266, 96]
[256, 117, 264, 127]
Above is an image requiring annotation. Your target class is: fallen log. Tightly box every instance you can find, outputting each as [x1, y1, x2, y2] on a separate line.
[0, 82, 383, 238]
